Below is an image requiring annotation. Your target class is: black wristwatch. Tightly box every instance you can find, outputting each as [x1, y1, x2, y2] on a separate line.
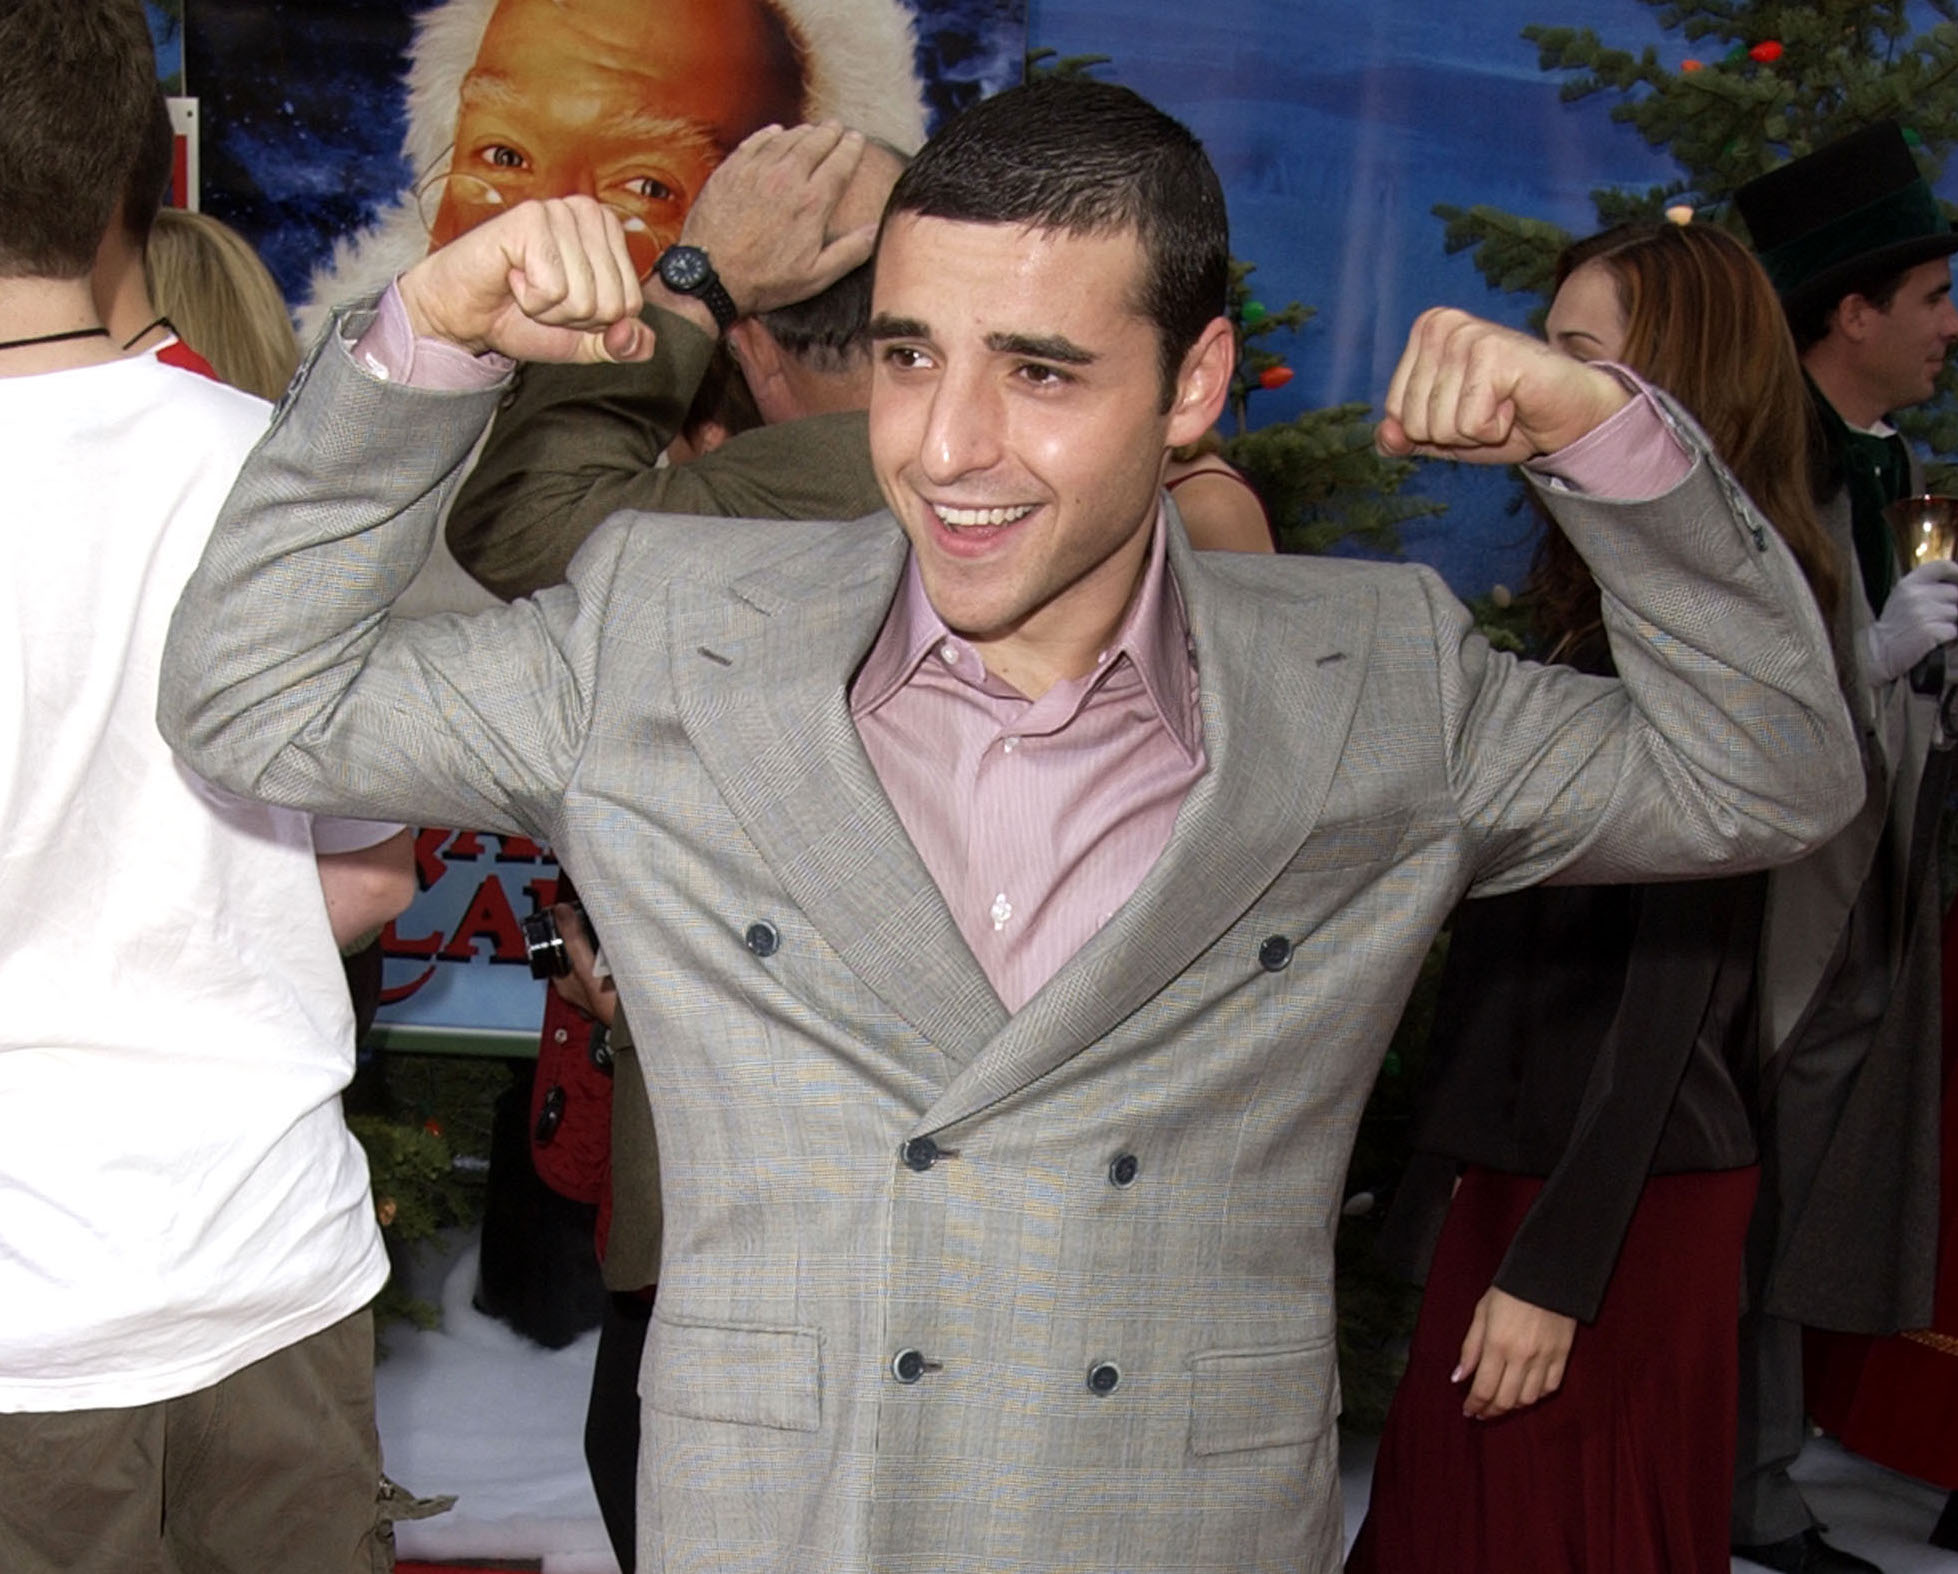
[654, 244, 739, 333]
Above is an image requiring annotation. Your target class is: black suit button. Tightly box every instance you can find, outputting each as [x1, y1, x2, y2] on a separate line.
[1258, 934, 1293, 972]
[1108, 1153, 1140, 1188]
[1086, 1361, 1121, 1396]
[900, 1137, 940, 1173]
[744, 920, 780, 957]
[891, 1348, 927, 1384]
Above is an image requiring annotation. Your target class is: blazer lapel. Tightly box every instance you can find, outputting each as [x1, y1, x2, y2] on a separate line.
[670, 520, 1008, 1064]
[919, 532, 1377, 1134]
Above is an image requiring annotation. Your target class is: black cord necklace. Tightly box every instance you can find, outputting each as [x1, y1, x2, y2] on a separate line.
[0, 325, 111, 352]
[120, 315, 175, 350]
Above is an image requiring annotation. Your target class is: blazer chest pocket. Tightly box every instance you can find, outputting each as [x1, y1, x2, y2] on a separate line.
[1287, 807, 1410, 874]
[647, 1316, 821, 1433]
[1187, 1339, 1339, 1456]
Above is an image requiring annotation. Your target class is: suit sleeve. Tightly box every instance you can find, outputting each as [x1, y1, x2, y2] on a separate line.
[446, 303, 718, 600]
[158, 315, 627, 842]
[1434, 409, 1862, 892]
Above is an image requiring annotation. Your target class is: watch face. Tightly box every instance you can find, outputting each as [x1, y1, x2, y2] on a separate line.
[659, 245, 710, 292]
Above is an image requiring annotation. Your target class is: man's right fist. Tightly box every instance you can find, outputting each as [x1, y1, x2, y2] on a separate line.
[397, 197, 657, 365]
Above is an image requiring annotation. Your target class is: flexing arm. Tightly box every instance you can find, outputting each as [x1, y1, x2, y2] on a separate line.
[159, 198, 655, 833]
[1380, 310, 1861, 884]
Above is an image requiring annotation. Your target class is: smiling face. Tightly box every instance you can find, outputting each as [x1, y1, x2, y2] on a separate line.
[427, 0, 802, 277]
[1544, 260, 1629, 365]
[1854, 256, 1958, 413]
[867, 214, 1230, 696]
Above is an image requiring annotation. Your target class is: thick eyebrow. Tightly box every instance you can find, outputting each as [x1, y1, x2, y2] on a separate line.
[985, 331, 1095, 365]
[868, 314, 931, 342]
[865, 317, 1098, 368]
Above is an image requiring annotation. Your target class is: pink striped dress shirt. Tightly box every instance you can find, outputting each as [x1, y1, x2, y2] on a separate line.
[851, 516, 1205, 1012]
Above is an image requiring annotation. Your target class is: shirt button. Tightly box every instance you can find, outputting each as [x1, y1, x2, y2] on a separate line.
[552, 1027, 569, 1045]
[900, 1137, 940, 1173]
[990, 893, 1013, 930]
[1108, 1153, 1140, 1188]
[745, 920, 780, 957]
[891, 1348, 928, 1384]
[1086, 1360, 1121, 1396]
[1001, 736, 1019, 754]
[939, 642, 959, 666]
[1259, 934, 1294, 972]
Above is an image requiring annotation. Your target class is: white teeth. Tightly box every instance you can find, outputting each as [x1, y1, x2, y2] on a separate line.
[936, 503, 1035, 529]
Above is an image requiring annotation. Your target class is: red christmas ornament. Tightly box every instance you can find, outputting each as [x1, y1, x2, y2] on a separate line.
[1749, 40, 1783, 63]
[1680, 58, 1704, 71]
[1258, 366, 1294, 391]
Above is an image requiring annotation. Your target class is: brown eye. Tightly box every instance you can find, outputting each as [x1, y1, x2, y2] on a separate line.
[484, 144, 526, 170]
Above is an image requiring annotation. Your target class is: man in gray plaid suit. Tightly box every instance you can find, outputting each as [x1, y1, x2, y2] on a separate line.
[162, 78, 1858, 1574]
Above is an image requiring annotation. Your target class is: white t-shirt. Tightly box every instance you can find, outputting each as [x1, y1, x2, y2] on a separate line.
[0, 355, 389, 1411]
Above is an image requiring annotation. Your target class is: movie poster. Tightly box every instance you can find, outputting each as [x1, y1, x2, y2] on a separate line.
[181, 0, 1027, 1050]
[185, 0, 1025, 333]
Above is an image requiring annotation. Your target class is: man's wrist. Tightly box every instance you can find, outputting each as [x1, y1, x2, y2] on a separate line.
[641, 277, 724, 338]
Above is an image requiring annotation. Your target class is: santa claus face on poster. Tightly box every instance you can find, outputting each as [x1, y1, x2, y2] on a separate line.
[418, 0, 804, 278]
[297, 0, 933, 338]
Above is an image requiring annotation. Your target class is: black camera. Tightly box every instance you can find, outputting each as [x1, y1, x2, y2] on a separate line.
[521, 901, 590, 980]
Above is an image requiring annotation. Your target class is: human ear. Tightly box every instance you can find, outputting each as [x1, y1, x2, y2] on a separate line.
[1166, 316, 1235, 448]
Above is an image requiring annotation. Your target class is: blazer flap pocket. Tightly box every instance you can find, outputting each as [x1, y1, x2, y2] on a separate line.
[1187, 1340, 1339, 1457]
[1288, 809, 1410, 873]
[648, 1317, 821, 1433]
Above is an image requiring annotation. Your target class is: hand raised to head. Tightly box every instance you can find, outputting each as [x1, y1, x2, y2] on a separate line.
[1378, 307, 1631, 465]
[674, 122, 885, 317]
[397, 197, 656, 364]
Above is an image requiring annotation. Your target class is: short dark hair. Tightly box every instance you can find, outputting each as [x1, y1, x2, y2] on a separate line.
[882, 75, 1229, 404]
[759, 263, 875, 370]
[1788, 260, 1910, 353]
[0, 0, 157, 279]
[122, 87, 177, 247]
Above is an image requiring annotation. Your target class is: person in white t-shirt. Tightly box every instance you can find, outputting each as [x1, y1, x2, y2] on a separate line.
[0, 4, 413, 1569]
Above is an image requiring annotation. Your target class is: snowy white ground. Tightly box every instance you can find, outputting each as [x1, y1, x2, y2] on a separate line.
[376, 1237, 1958, 1573]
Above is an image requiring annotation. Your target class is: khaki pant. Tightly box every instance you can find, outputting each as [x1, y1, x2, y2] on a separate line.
[0, 1308, 388, 1574]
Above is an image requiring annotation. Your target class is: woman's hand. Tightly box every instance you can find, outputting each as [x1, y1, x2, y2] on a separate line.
[1452, 1286, 1576, 1419]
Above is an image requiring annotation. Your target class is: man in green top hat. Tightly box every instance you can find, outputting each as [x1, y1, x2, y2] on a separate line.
[1730, 121, 1958, 1574]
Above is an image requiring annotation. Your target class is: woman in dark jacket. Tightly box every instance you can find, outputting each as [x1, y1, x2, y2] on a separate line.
[1348, 221, 1840, 1574]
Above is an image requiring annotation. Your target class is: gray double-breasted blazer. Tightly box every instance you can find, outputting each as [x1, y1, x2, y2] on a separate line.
[159, 326, 1860, 1573]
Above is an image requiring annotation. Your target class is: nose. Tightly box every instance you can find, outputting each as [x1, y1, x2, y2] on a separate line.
[918, 363, 1004, 487]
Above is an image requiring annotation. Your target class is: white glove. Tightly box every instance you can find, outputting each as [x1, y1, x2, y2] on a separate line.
[1862, 558, 1958, 683]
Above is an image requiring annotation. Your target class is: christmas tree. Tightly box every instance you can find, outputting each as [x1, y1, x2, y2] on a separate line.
[1436, 1, 1958, 472]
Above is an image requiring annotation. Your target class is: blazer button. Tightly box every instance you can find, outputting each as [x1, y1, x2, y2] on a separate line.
[1086, 1360, 1121, 1396]
[891, 1348, 927, 1384]
[900, 1136, 940, 1173]
[744, 920, 780, 957]
[1258, 934, 1294, 972]
[1108, 1153, 1140, 1188]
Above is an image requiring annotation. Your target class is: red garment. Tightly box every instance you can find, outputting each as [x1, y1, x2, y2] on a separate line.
[1349, 1165, 1759, 1574]
[1804, 897, 1958, 1488]
[155, 337, 219, 382]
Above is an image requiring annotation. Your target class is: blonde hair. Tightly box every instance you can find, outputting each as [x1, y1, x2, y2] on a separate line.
[144, 209, 299, 402]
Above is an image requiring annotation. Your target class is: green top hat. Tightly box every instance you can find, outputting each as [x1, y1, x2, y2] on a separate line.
[1735, 121, 1958, 313]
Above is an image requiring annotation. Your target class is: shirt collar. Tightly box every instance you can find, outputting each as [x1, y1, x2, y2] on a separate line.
[849, 505, 1202, 761]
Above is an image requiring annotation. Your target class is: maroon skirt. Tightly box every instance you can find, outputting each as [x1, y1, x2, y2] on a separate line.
[1347, 1165, 1759, 1574]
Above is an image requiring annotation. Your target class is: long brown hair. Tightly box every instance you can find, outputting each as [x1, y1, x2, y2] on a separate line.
[144, 209, 300, 403]
[1529, 222, 1837, 666]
